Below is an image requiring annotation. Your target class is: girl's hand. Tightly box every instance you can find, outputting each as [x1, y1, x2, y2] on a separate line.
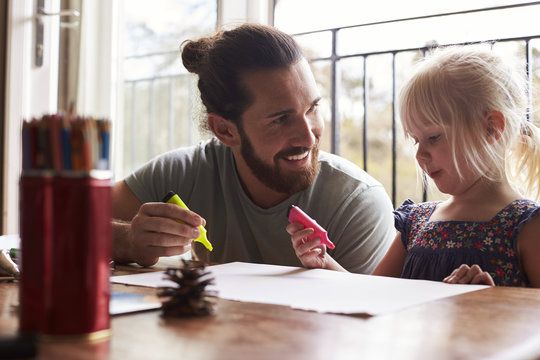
[286, 222, 328, 269]
[443, 264, 495, 286]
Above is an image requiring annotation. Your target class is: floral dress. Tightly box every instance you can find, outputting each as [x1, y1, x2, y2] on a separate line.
[394, 199, 540, 287]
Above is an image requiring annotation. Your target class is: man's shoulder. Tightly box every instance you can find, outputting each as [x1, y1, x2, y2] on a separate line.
[161, 137, 229, 164]
[317, 151, 383, 188]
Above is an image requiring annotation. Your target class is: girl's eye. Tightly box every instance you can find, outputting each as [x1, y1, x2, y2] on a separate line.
[428, 134, 441, 143]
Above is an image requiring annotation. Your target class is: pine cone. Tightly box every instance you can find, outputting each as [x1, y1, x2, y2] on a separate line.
[158, 259, 217, 317]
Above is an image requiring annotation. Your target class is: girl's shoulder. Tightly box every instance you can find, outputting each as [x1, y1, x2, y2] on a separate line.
[394, 199, 441, 217]
[393, 199, 441, 234]
[498, 199, 540, 223]
[505, 199, 540, 228]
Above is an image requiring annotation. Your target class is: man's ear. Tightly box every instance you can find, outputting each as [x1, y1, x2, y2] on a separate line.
[207, 113, 241, 147]
[484, 110, 505, 144]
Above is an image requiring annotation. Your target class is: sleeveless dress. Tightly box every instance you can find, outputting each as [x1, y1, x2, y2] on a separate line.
[394, 199, 540, 287]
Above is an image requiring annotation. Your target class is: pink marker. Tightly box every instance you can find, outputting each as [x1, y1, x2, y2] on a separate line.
[287, 205, 335, 249]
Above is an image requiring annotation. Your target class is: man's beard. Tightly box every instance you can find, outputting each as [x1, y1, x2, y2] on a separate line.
[238, 128, 320, 196]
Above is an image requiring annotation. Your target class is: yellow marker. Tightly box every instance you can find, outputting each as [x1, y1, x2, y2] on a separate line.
[162, 191, 213, 251]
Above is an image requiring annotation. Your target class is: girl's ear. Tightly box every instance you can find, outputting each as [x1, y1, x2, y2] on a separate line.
[207, 113, 241, 147]
[485, 110, 505, 144]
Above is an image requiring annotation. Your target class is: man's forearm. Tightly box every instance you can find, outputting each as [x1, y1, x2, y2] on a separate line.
[112, 219, 134, 264]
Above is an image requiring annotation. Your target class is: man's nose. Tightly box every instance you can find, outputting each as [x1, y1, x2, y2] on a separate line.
[291, 115, 322, 147]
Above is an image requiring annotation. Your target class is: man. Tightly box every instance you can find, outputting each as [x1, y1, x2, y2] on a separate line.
[112, 23, 395, 273]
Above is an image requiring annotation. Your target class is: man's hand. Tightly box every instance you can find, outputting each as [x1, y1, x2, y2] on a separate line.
[443, 264, 495, 286]
[116, 202, 205, 267]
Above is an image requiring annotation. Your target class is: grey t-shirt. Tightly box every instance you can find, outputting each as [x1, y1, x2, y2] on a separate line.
[125, 138, 395, 273]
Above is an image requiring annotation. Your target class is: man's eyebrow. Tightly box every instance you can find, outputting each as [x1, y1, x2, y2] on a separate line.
[265, 97, 322, 119]
[266, 108, 294, 119]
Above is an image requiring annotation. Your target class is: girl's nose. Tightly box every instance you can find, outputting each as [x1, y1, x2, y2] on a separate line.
[415, 143, 430, 163]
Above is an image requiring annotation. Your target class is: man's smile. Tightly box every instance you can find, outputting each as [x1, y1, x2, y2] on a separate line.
[285, 151, 309, 161]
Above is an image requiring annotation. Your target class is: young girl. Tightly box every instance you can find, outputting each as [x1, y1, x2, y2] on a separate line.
[287, 46, 540, 287]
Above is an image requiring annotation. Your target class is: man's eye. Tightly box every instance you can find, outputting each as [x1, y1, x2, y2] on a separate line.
[272, 115, 287, 124]
[308, 102, 319, 113]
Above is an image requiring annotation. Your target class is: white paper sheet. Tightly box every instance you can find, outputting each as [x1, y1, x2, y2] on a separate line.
[109, 291, 161, 315]
[111, 261, 488, 316]
[0, 234, 20, 250]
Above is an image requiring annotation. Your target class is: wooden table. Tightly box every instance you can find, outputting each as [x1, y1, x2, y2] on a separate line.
[1, 263, 540, 360]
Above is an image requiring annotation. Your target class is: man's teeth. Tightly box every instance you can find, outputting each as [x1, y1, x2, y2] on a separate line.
[287, 151, 309, 161]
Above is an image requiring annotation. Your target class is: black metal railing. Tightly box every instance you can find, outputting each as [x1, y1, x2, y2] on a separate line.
[121, 2, 540, 207]
[293, 2, 540, 207]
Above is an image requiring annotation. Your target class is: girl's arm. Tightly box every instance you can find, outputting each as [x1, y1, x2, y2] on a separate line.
[518, 213, 540, 288]
[372, 233, 407, 277]
[286, 222, 347, 272]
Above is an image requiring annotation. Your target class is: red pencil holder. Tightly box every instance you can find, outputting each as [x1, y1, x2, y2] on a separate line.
[19, 174, 53, 334]
[19, 172, 112, 341]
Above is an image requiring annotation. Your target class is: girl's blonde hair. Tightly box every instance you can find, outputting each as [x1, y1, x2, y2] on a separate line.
[399, 45, 540, 201]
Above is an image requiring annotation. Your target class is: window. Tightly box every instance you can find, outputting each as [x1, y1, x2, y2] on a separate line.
[2, 0, 272, 234]
[116, 0, 274, 179]
[118, 0, 217, 179]
[274, 0, 540, 207]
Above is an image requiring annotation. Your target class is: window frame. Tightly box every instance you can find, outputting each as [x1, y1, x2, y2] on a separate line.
[4, 0, 60, 234]
[2, 0, 275, 234]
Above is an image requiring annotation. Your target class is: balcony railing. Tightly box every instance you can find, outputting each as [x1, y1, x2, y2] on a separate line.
[294, 2, 540, 206]
[121, 2, 540, 207]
